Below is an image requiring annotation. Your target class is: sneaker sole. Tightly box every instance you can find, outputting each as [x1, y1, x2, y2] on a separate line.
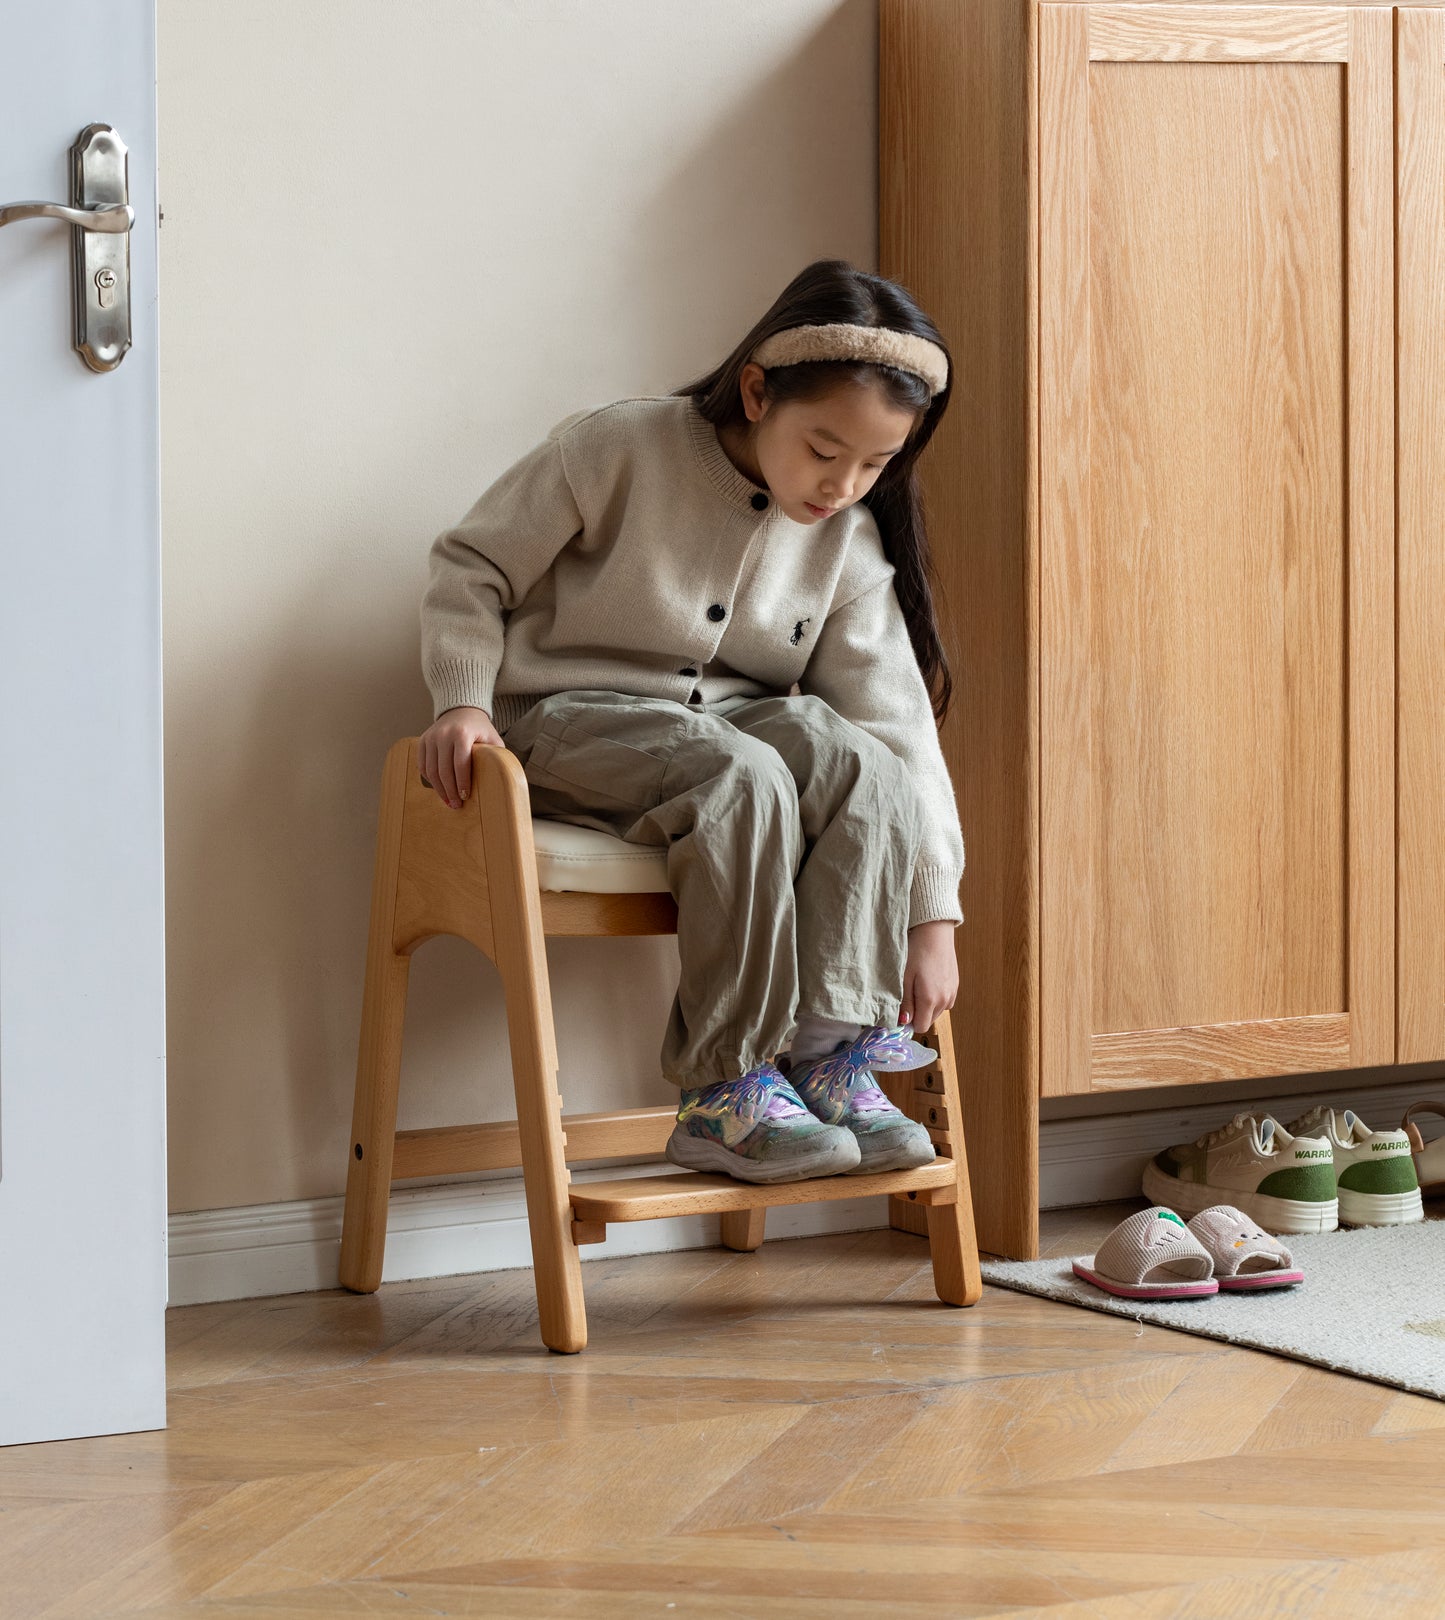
[664, 1129, 860, 1184]
[1337, 1186, 1424, 1227]
[846, 1139, 939, 1175]
[1142, 1161, 1338, 1234]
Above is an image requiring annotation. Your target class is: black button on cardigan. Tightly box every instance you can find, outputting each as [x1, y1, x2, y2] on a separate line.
[750, 491, 768, 510]
[707, 603, 726, 622]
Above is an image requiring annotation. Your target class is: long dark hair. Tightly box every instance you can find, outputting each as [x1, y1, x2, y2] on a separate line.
[671, 258, 955, 724]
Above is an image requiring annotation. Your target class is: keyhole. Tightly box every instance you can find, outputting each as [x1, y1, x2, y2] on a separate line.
[95, 267, 117, 310]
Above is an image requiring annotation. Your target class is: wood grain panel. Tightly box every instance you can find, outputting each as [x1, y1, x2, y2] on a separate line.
[1343, 7, 1395, 1070]
[880, 0, 1040, 1256]
[472, 741, 589, 1350]
[1040, 7, 1393, 1096]
[1396, 7, 1445, 1062]
[391, 1107, 677, 1180]
[393, 741, 495, 958]
[538, 888, 678, 936]
[1088, 59, 1346, 1042]
[1091, 1011, 1349, 1089]
[569, 1161, 958, 1224]
[1039, 4, 1096, 1100]
[338, 739, 415, 1293]
[1088, 7, 1349, 59]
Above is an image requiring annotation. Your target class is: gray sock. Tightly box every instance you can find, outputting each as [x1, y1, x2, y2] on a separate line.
[785, 1012, 864, 1068]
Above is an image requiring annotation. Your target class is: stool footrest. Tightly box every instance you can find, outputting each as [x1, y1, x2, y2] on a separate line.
[569, 1159, 958, 1223]
[392, 1105, 675, 1180]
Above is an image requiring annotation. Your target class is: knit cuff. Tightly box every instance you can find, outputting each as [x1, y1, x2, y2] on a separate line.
[426, 658, 497, 721]
[909, 863, 964, 930]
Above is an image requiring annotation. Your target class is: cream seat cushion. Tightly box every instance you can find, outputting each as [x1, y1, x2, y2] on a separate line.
[529, 815, 671, 894]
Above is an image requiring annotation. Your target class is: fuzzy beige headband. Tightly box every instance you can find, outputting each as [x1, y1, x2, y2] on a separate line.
[750, 321, 949, 397]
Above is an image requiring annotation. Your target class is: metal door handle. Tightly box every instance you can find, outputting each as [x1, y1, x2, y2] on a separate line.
[0, 201, 133, 232]
[0, 125, 133, 371]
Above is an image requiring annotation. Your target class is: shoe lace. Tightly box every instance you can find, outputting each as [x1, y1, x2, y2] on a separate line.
[1202, 1110, 1254, 1150]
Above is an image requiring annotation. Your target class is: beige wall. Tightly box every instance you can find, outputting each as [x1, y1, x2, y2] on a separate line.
[157, 1, 879, 1213]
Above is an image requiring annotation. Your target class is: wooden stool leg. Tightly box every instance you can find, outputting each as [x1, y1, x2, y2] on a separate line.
[720, 1208, 767, 1252]
[924, 1010, 982, 1305]
[478, 746, 588, 1354]
[340, 741, 413, 1294]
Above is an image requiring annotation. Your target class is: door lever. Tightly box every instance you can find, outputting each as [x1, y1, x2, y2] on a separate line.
[0, 125, 133, 371]
[0, 201, 133, 232]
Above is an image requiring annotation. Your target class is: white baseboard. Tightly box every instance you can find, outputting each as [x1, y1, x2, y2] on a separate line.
[168, 1075, 1445, 1306]
[166, 1161, 895, 1307]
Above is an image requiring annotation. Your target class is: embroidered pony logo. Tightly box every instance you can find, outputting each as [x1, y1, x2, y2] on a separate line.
[790, 617, 811, 645]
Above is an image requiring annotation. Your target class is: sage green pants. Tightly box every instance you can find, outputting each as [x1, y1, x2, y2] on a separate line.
[499, 688, 926, 1087]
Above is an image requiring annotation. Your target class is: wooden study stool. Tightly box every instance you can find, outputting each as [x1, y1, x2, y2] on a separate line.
[338, 737, 983, 1352]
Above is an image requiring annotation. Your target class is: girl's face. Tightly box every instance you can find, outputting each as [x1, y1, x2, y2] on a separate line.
[729, 364, 920, 525]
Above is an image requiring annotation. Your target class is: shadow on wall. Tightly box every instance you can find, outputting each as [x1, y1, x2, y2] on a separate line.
[162, 573, 681, 1214]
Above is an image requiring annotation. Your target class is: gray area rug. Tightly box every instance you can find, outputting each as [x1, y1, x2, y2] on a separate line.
[982, 1216, 1445, 1400]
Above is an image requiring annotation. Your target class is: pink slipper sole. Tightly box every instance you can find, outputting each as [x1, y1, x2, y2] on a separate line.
[1185, 1206, 1305, 1290]
[1071, 1260, 1219, 1300]
[1216, 1268, 1304, 1291]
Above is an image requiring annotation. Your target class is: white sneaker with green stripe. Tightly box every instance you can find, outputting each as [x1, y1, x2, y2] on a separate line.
[1282, 1106, 1424, 1227]
[1141, 1111, 1338, 1235]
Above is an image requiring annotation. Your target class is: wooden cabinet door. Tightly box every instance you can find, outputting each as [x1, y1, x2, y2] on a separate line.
[1396, 8, 1445, 1063]
[1038, 5, 1395, 1097]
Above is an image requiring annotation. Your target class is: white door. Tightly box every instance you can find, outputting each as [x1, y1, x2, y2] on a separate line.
[0, 1, 166, 1444]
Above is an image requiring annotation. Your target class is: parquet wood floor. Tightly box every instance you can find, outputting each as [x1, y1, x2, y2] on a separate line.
[3, 1203, 1443, 1618]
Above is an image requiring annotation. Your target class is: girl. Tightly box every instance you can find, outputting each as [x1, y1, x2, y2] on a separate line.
[417, 258, 963, 1187]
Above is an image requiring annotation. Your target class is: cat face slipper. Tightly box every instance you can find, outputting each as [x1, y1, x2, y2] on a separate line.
[1071, 1207, 1219, 1299]
[1185, 1205, 1303, 1289]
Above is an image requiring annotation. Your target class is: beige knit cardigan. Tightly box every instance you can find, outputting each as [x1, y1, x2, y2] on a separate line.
[420, 393, 965, 928]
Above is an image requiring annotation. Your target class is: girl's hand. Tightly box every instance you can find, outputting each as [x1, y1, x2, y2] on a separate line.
[418, 705, 504, 809]
[900, 919, 959, 1035]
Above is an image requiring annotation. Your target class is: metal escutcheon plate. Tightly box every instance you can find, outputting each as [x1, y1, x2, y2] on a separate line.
[71, 124, 131, 372]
